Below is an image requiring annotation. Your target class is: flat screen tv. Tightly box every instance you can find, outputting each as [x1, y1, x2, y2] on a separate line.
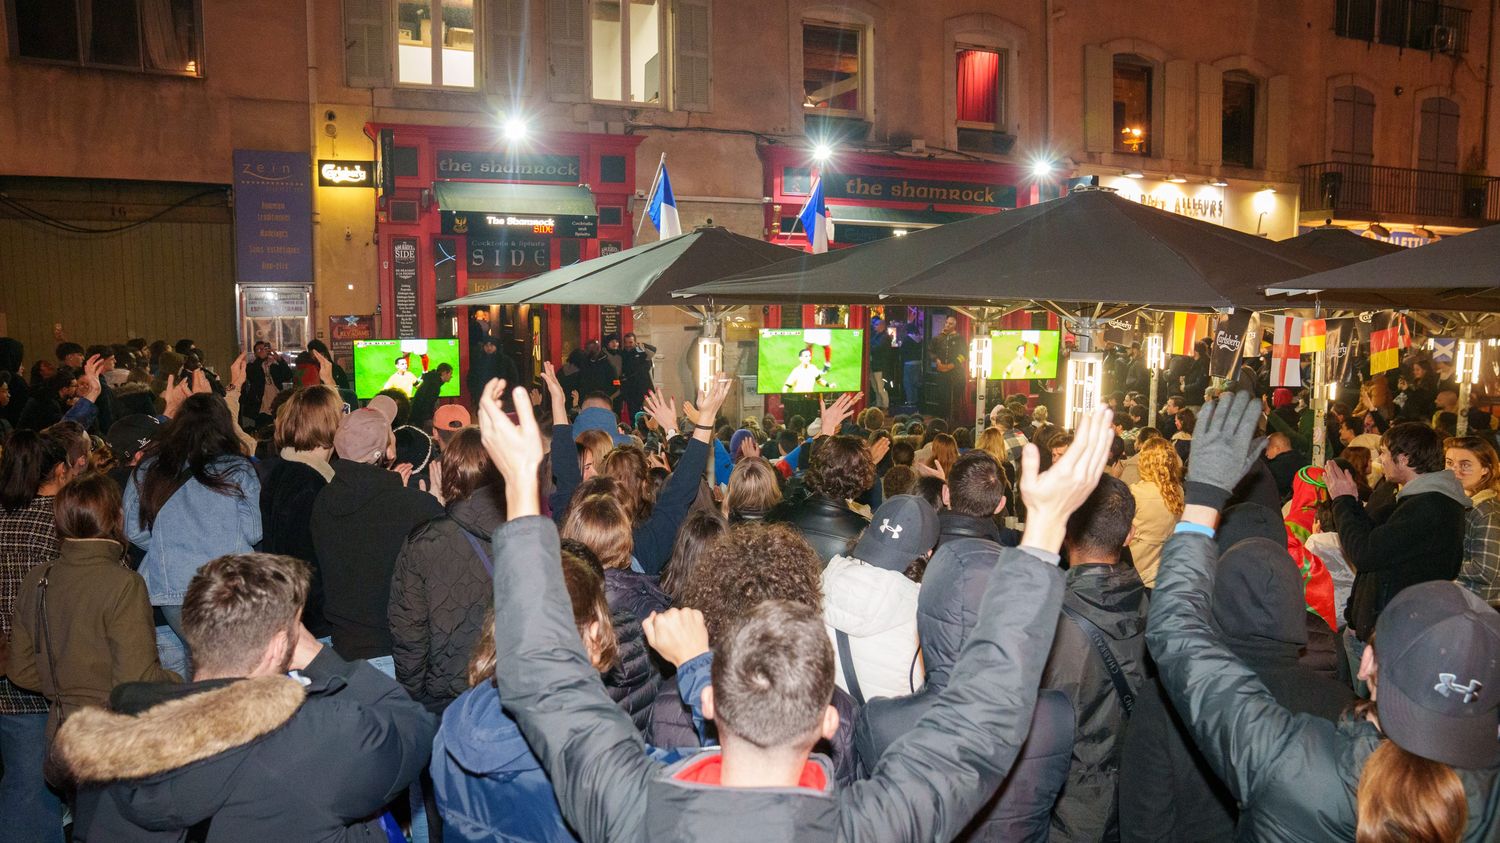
[756, 328, 865, 394]
[352, 338, 462, 399]
[990, 329, 1061, 380]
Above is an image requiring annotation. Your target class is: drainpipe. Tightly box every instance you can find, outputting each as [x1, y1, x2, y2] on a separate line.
[1043, 0, 1055, 146]
[1483, 0, 1497, 171]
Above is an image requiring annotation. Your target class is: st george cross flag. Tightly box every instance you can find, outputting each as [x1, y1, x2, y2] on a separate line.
[1301, 318, 1327, 353]
[645, 158, 682, 238]
[1170, 312, 1212, 357]
[1270, 315, 1304, 387]
[1370, 313, 1402, 374]
[797, 175, 833, 254]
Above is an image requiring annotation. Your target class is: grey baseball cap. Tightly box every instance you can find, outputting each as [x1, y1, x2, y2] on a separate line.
[852, 495, 940, 572]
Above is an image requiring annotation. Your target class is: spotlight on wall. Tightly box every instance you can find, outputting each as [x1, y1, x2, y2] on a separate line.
[501, 114, 528, 142]
[1123, 169, 1145, 179]
[1030, 159, 1055, 178]
[1209, 177, 1230, 187]
[1166, 174, 1187, 184]
[812, 142, 834, 163]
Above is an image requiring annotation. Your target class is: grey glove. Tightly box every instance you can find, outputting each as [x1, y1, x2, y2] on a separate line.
[1183, 390, 1266, 511]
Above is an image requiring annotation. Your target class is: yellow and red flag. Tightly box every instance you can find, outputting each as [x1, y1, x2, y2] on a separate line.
[1370, 312, 1402, 374]
[1170, 312, 1211, 357]
[1301, 318, 1327, 353]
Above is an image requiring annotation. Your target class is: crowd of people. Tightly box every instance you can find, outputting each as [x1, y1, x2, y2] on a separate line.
[0, 329, 1497, 843]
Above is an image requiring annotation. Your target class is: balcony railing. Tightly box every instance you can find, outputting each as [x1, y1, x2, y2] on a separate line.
[1335, 0, 1470, 53]
[1300, 161, 1500, 223]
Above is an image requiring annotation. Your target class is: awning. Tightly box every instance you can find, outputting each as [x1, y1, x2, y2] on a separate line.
[432, 181, 597, 217]
[827, 204, 980, 227]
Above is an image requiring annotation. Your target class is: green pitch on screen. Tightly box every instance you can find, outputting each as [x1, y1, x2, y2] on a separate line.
[757, 328, 865, 394]
[353, 339, 463, 400]
[989, 330, 1061, 380]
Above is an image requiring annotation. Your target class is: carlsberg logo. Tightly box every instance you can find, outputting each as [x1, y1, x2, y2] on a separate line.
[1214, 330, 1242, 353]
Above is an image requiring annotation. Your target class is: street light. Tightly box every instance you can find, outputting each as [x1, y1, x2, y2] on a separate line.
[812, 142, 834, 164]
[501, 114, 528, 143]
[1030, 159, 1055, 178]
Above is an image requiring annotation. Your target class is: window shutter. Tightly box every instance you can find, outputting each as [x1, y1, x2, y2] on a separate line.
[1196, 63, 1223, 165]
[673, 0, 712, 112]
[344, 0, 391, 88]
[1083, 45, 1112, 153]
[1164, 60, 1192, 161]
[488, 0, 530, 97]
[1264, 74, 1291, 172]
[547, 0, 589, 102]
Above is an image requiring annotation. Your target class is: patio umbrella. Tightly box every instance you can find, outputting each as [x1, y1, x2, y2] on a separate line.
[673, 188, 1339, 311]
[1278, 227, 1406, 266]
[441, 226, 798, 307]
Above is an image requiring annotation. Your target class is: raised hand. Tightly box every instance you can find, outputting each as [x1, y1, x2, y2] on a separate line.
[642, 608, 710, 668]
[1183, 390, 1266, 510]
[228, 353, 248, 392]
[311, 349, 336, 388]
[817, 392, 860, 436]
[691, 376, 733, 442]
[540, 362, 568, 422]
[1019, 407, 1115, 554]
[739, 433, 761, 461]
[869, 436, 891, 466]
[392, 462, 414, 485]
[644, 389, 678, 434]
[914, 456, 946, 480]
[76, 354, 105, 402]
[161, 374, 191, 418]
[1323, 460, 1359, 501]
[190, 368, 212, 395]
[478, 379, 545, 516]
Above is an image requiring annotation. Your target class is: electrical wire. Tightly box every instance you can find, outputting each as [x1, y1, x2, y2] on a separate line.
[0, 187, 228, 235]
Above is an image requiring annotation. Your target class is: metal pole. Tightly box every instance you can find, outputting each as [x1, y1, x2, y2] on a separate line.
[1458, 331, 1477, 436]
[1312, 349, 1327, 466]
[974, 312, 989, 440]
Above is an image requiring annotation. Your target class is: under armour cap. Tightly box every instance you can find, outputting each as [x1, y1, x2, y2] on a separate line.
[1374, 581, 1500, 769]
[852, 495, 940, 572]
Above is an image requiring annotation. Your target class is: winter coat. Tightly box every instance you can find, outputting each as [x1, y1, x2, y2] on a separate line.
[765, 493, 869, 566]
[1040, 562, 1149, 843]
[490, 515, 1065, 842]
[1457, 490, 1500, 606]
[1264, 451, 1302, 501]
[856, 533, 1074, 842]
[1334, 469, 1470, 639]
[821, 554, 921, 702]
[936, 510, 1020, 549]
[1127, 481, 1175, 588]
[389, 485, 506, 714]
[604, 568, 671, 629]
[54, 647, 436, 842]
[240, 355, 293, 421]
[311, 459, 444, 660]
[125, 456, 262, 606]
[1147, 529, 1500, 842]
[259, 451, 334, 637]
[6, 539, 179, 737]
[602, 611, 662, 733]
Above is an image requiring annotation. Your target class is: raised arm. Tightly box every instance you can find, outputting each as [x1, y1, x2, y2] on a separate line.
[635, 379, 730, 574]
[541, 364, 582, 522]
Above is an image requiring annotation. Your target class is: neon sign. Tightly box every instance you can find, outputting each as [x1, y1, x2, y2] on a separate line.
[317, 160, 375, 187]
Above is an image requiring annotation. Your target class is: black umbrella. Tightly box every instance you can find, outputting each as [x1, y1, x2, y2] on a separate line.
[1278, 227, 1406, 266]
[673, 189, 1338, 311]
[1264, 224, 1500, 311]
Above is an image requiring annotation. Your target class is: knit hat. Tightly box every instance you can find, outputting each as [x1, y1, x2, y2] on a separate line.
[334, 408, 392, 464]
[852, 495, 940, 572]
[1272, 388, 1295, 409]
[433, 403, 471, 431]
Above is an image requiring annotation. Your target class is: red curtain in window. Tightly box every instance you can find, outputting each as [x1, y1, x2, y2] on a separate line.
[956, 49, 999, 124]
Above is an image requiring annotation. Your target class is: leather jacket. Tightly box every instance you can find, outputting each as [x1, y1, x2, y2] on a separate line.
[766, 494, 868, 566]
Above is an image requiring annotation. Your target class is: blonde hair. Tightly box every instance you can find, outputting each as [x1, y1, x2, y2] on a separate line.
[561, 493, 635, 569]
[1032, 405, 1049, 425]
[1137, 439, 1185, 518]
[273, 386, 342, 452]
[976, 426, 1009, 465]
[575, 429, 614, 474]
[725, 457, 782, 518]
[1355, 741, 1467, 843]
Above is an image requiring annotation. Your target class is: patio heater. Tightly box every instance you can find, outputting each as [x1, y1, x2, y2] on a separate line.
[1144, 333, 1166, 428]
[969, 332, 993, 438]
[1455, 337, 1482, 436]
[1065, 352, 1106, 431]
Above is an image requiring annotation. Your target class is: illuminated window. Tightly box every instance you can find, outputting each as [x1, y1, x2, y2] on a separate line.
[1113, 55, 1152, 156]
[8, 0, 202, 76]
[397, 0, 476, 88]
[803, 22, 864, 115]
[591, 0, 663, 104]
[955, 46, 1004, 128]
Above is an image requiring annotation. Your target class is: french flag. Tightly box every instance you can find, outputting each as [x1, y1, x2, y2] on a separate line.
[646, 159, 682, 239]
[798, 175, 833, 254]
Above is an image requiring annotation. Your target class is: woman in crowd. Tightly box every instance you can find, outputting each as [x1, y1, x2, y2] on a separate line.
[659, 509, 726, 605]
[1128, 438, 1184, 589]
[1339, 445, 1376, 501]
[124, 392, 261, 673]
[575, 428, 613, 482]
[1171, 408, 1196, 466]
[0, 430, 73, 842]
[1447, 435, 1500, 607]
[260, 385, 341, 640]
[722, 456, 782, 523]
[929, 432, 959, 478]
[6, 473, 179, 740]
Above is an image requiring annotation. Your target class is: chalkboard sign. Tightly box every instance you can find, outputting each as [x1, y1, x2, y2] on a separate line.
[392, 237, 419, 339]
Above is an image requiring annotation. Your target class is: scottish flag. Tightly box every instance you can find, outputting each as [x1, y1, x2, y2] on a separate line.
[646, 159, 682, 238]
[797, 176, 832, 254]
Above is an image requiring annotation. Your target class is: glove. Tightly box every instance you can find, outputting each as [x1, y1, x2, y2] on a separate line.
[1183, 390, 1266, 511]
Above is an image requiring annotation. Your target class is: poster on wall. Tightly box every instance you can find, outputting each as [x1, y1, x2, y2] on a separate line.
[392, 237, 419, 339]
[328, 315, 376, 374]
[233, 150, 312, 283]
[240, 285, 311, 353]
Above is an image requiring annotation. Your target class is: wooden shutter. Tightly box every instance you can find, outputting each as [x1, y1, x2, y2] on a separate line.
[1163, 60, 1192, 161]
[344, 0, 391, 88]
[1083, 45, 1112, 153]
[488, 0, 530, 97]
[1264, 74, 1291, 172]
[547, 0, 589, 102]
[673, 0, 712, 112]
[1196, 63, 1223, 165]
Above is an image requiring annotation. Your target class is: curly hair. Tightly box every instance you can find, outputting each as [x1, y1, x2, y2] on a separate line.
[805, 435, 875, 503]
[678, 522, 822, 642]
[1136, 438, 1185, 518]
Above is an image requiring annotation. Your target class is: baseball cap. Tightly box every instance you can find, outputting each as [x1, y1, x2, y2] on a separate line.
[433, 403, 471, 431]
[1373, 581, 1500, 769]
[366, 394, 399, 424]
[105, 415, 161, 465]
[852, 495, 940, 572]
[334, 408, 393, 464]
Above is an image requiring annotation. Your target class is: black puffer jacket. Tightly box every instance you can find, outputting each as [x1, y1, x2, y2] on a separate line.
[604, 568, 671, 629]
[765, 494, 868, 565]
[388, 485, 505, 714]
[602, 611, 661, 732]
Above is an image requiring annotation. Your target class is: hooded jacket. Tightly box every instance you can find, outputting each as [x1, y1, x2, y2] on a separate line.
[53, 648, 436, 842]
[1147, 529, 1500, 842]
[1334, 468, 1470, 639]
[1039, 561, 1149, 843]
[311, 459, 444, 660]
[855, 536, 1076, 841]
[491, 516, 1065, 843]
[389, 485, 505, 713]
[821, 554, 921, 702]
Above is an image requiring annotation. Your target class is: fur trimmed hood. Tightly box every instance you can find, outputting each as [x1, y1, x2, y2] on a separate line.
[54, 676, 305, 784]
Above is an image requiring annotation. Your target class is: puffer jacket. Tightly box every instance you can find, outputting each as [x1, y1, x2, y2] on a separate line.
[821, 554, 921, 702]
[602, 612, 661, 732]
[604, 568, 671, 630]
[1040, 561, 1149, 843]
[765, 494, 869, 566]
[1147, 529, 1500, 842]
[855, 535, 1075, 841]
[389, 485, 505, 714]
[491, 516, 1066, 843]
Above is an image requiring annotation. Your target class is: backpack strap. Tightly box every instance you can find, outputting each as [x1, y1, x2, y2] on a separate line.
[1061, 604, 1135, 717]
[460, 530, 494, 578]
[835, 629, 866, 706]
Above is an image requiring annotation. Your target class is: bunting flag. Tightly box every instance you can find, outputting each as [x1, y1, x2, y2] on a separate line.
[1370, 312, 1402, 374]
[1270, 315, 1304, 387]
[1324, 319, 1356, 383]
[1170, 312, 1212, 357]
[1209, 309, 1255, 378]
[1301, 318, 1327, 353]
[1431, 337, 1458, 364]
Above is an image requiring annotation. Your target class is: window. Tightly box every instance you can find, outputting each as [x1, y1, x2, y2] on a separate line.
[1335, 0, 1377, 39]
[1221, 73, 1257, 168]
[397, 0, 476, 88]
[955, 46, 1004, 128]
[803, 21, 864, 115]
[1113, 55, 1152, 156]
[8, 0, 202, 75]
[590, 0, 663, 104]
[1335, 0, 1469, 52]
[1418, 97, 1459, 171]
[1331, 85, 1375, 163]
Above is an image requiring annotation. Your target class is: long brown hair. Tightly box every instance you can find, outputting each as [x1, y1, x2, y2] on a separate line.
[1356, 741, 1467, 843]
[599, 444, 654, 523]
[467, 549, 617, 686]
[53, 472, 126, 548]
[273, 386, 342, 452]
[441, 427, 502, 504]
[725, 457, 781, 518]
[930, 433, 959, 477]
[561, 494, 634, 570]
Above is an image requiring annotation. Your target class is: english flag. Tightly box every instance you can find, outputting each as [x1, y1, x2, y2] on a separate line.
[1170, 312, 1211, 357]
[797, 175, 833, 254]
[1270, 315, 1304, 387]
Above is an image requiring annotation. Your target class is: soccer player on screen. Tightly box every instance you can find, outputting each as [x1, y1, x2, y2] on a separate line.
[783, 346, 834, 393]
[382, 355, 422, 396]
[1002, 343, 1038, 380]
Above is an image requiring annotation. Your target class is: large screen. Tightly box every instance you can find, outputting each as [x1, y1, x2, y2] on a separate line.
[990, 329, 1061, 380]
[353, 339, 462, 400]
[757, 328, 865, 394]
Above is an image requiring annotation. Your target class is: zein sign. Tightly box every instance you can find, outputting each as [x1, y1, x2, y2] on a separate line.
[318, 160, 374, 187]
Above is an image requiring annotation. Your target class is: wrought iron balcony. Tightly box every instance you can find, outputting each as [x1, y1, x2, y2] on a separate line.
[1299, 161, 1500, 224]
[1335, 0, 1470, 53]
